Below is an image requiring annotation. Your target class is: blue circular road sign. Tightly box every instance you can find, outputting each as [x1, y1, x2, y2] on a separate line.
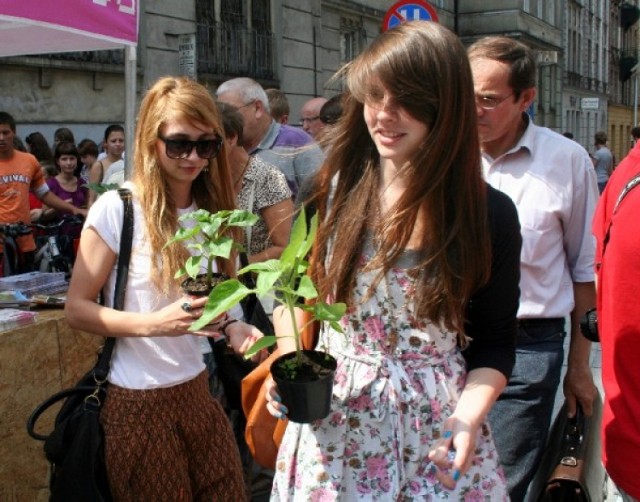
[383, 0, 439, 31]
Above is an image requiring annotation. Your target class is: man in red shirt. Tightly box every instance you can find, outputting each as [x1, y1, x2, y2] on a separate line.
[0, 112, 86, 271]
[593, 140, 640, 501]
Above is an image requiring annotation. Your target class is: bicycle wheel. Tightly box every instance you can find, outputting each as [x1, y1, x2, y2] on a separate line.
[49, 257, 70, 276]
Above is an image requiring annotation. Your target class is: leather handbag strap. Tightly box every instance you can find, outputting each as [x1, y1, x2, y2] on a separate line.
[602, 172, 640, 257]
[94, 188, 134, 380]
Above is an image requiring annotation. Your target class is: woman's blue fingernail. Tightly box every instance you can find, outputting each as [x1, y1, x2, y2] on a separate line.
[443, 430, 452, 439]
[452, 469, 460, 482]
[273, 394, 281, 403]
[280, 405, 288, 414]
[279, 413, 286, 420]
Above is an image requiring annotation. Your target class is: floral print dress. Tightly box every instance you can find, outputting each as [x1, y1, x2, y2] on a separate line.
[271, 249, 508, 501]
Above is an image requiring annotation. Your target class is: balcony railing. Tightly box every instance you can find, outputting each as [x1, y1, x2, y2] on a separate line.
[196, 21, 275, 81]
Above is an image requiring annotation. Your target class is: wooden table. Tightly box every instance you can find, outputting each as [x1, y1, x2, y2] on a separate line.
[0, 308, 102, 501]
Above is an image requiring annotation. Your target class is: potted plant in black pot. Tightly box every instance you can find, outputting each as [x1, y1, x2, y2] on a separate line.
[166, 208, 258, 296]
[190, 209, 346, 423]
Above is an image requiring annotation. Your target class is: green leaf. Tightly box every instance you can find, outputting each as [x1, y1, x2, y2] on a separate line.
[185, 256, 202, 279]
[314, 301, 346, 322]
[202, 220, 223, 239]
[190, 279, 252, 330]
[164, 226, 199, 247]
[84, 182, 119, 194]
[244, 335, 278, 358]
[295, 275, 318, 299]
[239, 259, 281, 275]
[299, 212, 318, 260]
[255, 270, 282, 295]
[174, 266, 187, 279]
[228, 210, 260, 226]
[203, 237, 233, 259]
[280, 209, 307, 266]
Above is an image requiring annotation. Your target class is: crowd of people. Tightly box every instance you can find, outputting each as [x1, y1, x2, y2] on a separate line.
[1, 19, 637, 502]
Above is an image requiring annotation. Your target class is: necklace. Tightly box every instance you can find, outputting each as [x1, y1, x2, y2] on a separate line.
[234, 157, 251, 188]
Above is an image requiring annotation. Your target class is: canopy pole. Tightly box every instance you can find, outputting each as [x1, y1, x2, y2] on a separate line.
[124, 45, 137, 180]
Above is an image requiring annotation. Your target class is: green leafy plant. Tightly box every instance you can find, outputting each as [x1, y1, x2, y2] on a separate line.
[83, 182, 120, 195]
[165, 208, 259, 289]
[191, 208, 346, 367]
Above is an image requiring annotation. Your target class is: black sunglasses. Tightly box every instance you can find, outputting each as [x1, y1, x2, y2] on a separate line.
[158, 135, 223, 159]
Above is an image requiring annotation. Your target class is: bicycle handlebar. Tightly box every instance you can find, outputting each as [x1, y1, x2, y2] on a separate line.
[29, 214, 85, 232]
[0, 222, 33, 237]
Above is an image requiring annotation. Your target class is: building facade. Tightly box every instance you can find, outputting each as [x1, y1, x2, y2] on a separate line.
[0, 0, 638, 161]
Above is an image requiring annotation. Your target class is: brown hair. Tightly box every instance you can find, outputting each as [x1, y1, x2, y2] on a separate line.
[132, 76, 237, 293]
[467, 36, 536, 100]
[265, 88, 289, 122]
[311, 21, 491, 340]
[217, 101, 245, 147]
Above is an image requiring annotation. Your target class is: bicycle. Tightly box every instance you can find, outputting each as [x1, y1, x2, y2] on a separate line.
[0, 222, 33, 277]
[30, 215, 84, 277]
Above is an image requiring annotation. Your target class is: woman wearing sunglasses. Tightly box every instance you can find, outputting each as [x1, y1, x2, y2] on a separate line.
[65, 76, 255, 500]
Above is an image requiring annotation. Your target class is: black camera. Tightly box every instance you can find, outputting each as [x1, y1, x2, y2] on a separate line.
[579, 308, 599, 342]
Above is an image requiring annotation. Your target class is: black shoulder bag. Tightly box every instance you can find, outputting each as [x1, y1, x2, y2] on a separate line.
[26, 188, 134, 502]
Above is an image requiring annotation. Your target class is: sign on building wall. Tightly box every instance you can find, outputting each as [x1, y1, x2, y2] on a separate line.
[179, 34, 197, 80]
[581, 97, 600, 110]
[382, 0, 439, 32]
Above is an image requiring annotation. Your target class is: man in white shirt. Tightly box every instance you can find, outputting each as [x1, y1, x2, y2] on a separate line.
[468, 36, 599, 501]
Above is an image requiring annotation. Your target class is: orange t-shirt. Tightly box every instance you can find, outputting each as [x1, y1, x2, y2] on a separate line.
[0, 150, 49, 252]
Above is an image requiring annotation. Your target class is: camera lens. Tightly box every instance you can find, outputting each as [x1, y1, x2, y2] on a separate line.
[579, 308, 599, 343]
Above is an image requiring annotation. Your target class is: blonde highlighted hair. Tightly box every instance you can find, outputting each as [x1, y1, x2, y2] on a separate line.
[132, 76, 237, 294]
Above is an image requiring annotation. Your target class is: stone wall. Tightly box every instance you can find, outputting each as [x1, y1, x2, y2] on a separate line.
[0, 310, 103, 501]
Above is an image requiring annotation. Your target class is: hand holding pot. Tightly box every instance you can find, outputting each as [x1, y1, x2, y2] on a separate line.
[264, 376, 288, 420]
[149, 296, 222, 338]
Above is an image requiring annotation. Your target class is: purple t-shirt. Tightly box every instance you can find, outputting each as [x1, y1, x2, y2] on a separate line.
[45, 177, 87, 238]
[46, 177, 87, 213]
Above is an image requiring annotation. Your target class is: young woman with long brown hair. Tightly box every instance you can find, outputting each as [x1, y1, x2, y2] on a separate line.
[266, 22, 522, 499]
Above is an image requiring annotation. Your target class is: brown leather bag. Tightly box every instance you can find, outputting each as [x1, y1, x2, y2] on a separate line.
[241, 310, 319, 469]
[528, 390, 606, 502]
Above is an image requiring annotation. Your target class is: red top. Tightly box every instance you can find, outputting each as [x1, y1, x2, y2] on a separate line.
[593, 142, 640, 499]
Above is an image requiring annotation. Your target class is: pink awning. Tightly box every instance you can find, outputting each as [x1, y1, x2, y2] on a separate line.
[0, 0, 138, 56]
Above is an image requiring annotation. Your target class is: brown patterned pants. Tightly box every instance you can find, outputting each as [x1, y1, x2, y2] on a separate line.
[101, 371, 247, 501]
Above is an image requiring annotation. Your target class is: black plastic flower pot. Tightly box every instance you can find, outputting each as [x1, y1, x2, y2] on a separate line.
[270, 349, 337, 423]
[180, 272, 228, 297]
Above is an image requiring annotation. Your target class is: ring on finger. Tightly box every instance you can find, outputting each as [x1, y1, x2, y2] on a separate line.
[181, 301, 192, 313]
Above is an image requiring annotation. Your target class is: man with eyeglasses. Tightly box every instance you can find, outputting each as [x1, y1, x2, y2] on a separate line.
[299, 97, 328, 140]
[216, 78, 322, 198]
[467, 37, 599, 501]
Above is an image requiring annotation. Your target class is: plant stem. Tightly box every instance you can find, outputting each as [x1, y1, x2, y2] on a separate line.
[285, 294, 303, 366]
[284, 254, 304, 366]
[207, 257, 213, 286]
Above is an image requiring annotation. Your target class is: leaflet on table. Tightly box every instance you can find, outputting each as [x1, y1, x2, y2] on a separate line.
[0, 308, 38, 332]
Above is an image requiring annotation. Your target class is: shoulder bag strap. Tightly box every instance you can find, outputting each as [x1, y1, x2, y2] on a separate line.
[94, 188, 134, 379]
[602, 172, 640, 257]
